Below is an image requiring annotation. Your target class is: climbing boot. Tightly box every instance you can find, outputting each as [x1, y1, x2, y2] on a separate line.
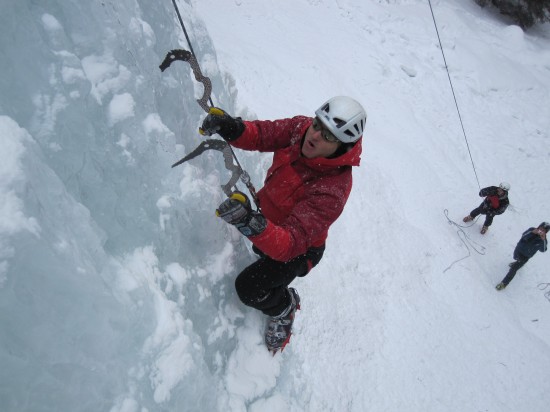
[265, 288, 300, 354]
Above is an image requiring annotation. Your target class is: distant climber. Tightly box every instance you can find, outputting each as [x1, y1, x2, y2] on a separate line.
[463, 182, 510, 234]
[496, 222, 549, 290]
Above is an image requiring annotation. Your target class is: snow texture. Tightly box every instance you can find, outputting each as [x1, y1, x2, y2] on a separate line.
[1, 0, 549, 411]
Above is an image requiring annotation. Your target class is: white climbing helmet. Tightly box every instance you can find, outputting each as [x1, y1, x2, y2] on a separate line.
[314, 96, 367, 143]
[499, 182, 510, 191]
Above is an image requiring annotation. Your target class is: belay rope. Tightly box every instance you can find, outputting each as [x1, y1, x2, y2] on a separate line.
[538, 283, 550, 303]
[160, 1, 260, 209]
[427, 0, 480, 190]
[443, 209, 486, 272]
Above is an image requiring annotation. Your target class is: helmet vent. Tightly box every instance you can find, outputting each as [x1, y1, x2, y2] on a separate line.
[333, 117, 346, 129]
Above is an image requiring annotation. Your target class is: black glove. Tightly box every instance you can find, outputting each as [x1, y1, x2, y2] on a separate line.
[216, 191, 267, 237]
[199, 107, 245, 141]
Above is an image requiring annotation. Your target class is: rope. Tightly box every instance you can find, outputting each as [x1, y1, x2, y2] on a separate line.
[538, 283, 550, 302]
[427, 0, 481, 190]
[171, 0, 214, 108]
[443, 209, 486, 272]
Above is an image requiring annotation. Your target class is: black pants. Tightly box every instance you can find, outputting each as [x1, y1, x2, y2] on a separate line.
[501, 251, 529, 286]
[470, 204, 495, 227]
[235, 245, 324, 317]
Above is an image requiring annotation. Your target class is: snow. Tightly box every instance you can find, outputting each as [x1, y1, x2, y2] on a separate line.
[109, 93, 136, 125]
[1, 0, 550, 411]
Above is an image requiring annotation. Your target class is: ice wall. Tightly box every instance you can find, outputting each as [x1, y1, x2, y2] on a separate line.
[0, 1, 248, 410]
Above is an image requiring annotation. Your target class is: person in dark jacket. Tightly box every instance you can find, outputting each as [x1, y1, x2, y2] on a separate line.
[463, 182, 510, 234]
[199, 96, 367, 353]
[496, 222, 549, 290]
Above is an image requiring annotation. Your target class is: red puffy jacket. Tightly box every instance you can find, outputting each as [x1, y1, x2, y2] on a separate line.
[229, 116, 362, 262]
[487, 195, 500, 209]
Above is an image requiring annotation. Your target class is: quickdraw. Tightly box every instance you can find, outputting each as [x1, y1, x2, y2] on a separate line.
[159, 49, 260, 209]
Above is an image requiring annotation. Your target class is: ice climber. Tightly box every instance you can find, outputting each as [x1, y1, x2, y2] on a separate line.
[463, 183, 510, 234]
[496, 222, 549, 290]
[199, 96, 367, 353]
